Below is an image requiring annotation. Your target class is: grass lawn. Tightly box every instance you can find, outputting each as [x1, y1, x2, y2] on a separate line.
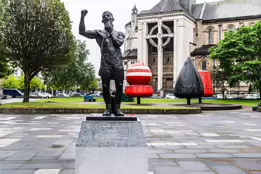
[131, 98, 260, 106]
[0, 97, 196, 110]
[0, 97, 259, 109]
[202, 99, 260, 107]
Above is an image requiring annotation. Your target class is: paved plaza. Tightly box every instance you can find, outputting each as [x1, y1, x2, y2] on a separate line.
[0, 109, 261, 174]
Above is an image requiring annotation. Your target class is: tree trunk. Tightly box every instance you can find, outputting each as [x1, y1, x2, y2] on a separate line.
[137, 97, 141, 105]
[259, 81, 261, 100]
[187, 98, 191, 105]
[199, 97, 202, 104]
[23, 74, 31, 103]
[259, 88, 261, 100]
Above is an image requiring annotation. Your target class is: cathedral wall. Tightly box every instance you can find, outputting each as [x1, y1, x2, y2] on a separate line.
[148, 52, 174, 92]
[192, 18, 261, 94]
[148, 53, 158, 91]
[124, 25, 131, 51]
[124, 2, 261, 95]
[197, 18, 261, 47]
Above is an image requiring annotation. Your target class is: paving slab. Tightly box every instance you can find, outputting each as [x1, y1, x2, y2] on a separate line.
[178, 161, 210, 171]
[153, 166, 185, 174]
[0, 110, 260, 173]
[233, 159, 261, 170]
[211, 166, 248, 174]
[19, 162, 66, 170]
[0, 170, 36, 174]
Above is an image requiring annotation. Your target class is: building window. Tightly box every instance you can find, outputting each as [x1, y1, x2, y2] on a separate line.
[202, 60, 207, 70]
[249, 22, 255, 26]
[163, 57, 166, 65]
[227, 24, 236, 31]
[208, 28, 214, 44]
[218, 24, 222, 41]
[153, 58, 155, 63]
[167, 57, 170, 63]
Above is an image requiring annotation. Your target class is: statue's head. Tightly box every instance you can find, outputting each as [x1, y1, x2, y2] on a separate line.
[102, 11, 114, 24]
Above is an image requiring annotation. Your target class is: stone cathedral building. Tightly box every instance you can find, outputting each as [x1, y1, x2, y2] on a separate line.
[122, 0, 261, 94]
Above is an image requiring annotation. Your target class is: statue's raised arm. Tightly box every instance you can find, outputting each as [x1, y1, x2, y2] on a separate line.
[79, 10, 97, 39]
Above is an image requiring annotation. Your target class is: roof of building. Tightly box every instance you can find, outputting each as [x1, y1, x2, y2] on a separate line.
[132, 5, 138, 12]
[128, 49, 137, 57]
[190, 44, 216, 56]
[122, 49, 137, 60]
[137, 0, 261, 21]
[139, 0, 185, 16]
[122, 50, 131, 58]
[193, 0, 261, 21]
[191, 3, 203, 19]
[125, 21, 131, 27]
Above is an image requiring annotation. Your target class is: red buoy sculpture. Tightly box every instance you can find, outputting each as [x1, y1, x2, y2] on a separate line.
[125, 62, 154, 104]
[198, 70, 214, 97]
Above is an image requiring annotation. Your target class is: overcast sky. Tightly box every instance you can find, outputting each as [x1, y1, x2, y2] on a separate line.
[61, 0, 219, 76]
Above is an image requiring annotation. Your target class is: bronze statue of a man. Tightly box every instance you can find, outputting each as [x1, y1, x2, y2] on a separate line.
[79, 10, 125, 116]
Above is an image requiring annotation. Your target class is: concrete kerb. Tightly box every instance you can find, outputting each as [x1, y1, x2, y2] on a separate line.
[0, 108, 202, 114]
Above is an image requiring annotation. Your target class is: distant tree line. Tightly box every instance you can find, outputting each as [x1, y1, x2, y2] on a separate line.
[0, 0, 96, 102]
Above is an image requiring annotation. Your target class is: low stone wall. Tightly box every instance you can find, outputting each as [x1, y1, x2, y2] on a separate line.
[168, 104, 242, 111]
[0, 108, 201, 114]
[200, 104, 242, 111]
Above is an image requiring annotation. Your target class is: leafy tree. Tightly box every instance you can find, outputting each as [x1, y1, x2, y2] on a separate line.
[89, 79, 98, 91]
[1, 0, 76, 102]
[210, 66, 227, 99]
[43, 40, 96, 91]
[30, 77, 44, 91]
[18, 76, 44, 91]
[0, 0, 12, 79]
[0, 0, 8, 46]
[210, 22, 261, 97]
[18, 76, 25, 90]
[1, 75, 19, 89]
[0, 61, 12, 79]
[78, 62, 96, 91]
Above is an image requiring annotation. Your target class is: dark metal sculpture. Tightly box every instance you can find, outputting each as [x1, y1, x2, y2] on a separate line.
[174, 57, 204, 105]
[79, 10, 125, 116]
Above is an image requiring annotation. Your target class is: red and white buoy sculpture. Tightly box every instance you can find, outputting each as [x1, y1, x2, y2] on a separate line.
[125, 62, 154, 104]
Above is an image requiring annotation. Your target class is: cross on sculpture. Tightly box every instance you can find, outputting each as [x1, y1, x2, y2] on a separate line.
[146, 21, 174, 92]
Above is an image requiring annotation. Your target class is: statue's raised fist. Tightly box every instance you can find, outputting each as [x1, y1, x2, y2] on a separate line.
[81, 9, 88, 17]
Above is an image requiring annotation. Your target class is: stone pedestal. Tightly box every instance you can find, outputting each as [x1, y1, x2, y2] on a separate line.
[75, 116, 148, 174]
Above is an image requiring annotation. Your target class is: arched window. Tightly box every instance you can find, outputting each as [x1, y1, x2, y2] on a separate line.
[208, 28, 214, 44]
[202, 61, 207, 70]
[249, 22, 255, 26]
[227, 24, 236, 31]
[218, 24, 222, 41]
